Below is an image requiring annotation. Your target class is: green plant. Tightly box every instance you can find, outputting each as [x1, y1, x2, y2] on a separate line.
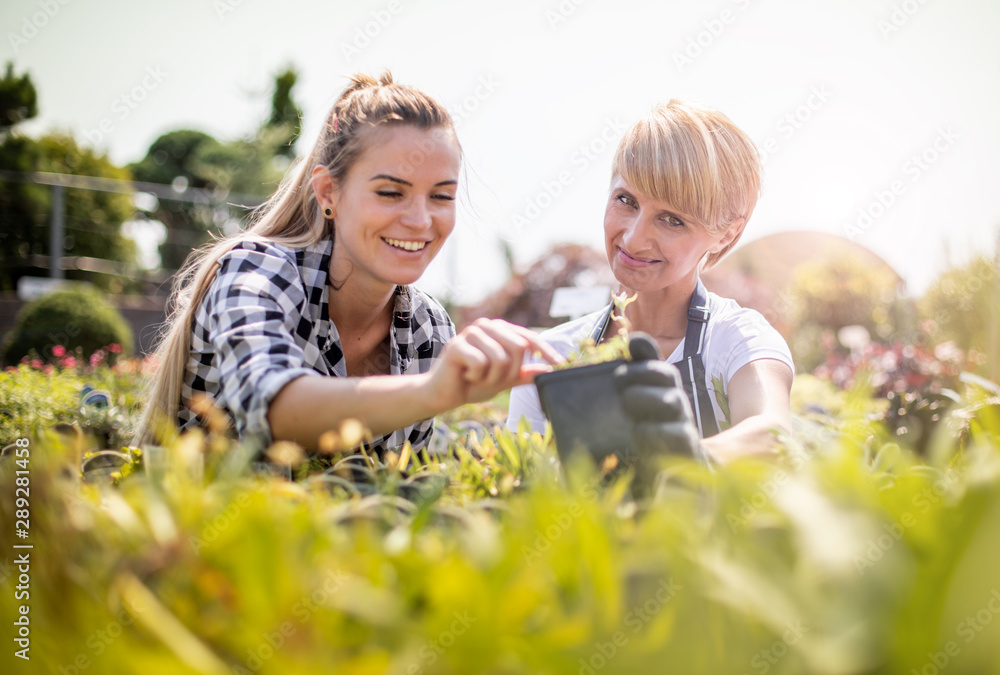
[5, 344, 1000, 674]
[556, 292, 635, 369]
[2, 285, 134, 365]
[0, 360, 145, 448]
[1, 369, 999, 673]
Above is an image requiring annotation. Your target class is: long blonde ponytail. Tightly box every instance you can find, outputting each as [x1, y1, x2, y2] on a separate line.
[133, 71, 458, 446]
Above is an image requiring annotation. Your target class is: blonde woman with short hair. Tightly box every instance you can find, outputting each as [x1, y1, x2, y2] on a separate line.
[508, 100, 793, 463]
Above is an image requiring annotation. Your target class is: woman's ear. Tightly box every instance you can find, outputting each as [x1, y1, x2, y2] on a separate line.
[311, 165, 338, 216]
[710, 218, 746, 254]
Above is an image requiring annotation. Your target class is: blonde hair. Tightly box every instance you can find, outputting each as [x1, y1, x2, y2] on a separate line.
[611, 99, 761, 269]
[134, 71, 457, 446]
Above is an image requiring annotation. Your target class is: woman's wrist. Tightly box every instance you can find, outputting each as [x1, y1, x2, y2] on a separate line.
[409, 371, 456, 420]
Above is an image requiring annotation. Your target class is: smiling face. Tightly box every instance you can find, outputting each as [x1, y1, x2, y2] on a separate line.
[321, 124, 462, 289]
[603, 174, 738, 294]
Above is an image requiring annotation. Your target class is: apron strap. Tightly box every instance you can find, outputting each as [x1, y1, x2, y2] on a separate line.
[589, 301, 616, 346]
[589, 280, 721, 438]
[679, 279, 721, 438]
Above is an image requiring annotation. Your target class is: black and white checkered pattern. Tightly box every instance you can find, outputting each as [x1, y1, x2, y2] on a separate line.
[178, 237, 456, 453]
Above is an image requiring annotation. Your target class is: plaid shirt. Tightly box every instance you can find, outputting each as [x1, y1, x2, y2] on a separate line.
[179, 237, 456, 453]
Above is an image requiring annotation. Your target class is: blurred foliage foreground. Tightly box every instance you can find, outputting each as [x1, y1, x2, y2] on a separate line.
[2, 367, 1000, 674]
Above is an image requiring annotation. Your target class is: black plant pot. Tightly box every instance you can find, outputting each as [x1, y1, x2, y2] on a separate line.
[534, 359, 636, 464]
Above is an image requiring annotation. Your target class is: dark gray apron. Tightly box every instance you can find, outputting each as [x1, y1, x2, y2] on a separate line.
[590, 279, 721, 438]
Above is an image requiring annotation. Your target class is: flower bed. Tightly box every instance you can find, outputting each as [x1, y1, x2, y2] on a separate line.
[2, 350, 1000, 673]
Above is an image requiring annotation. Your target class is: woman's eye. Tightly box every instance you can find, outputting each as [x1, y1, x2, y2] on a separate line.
[662, 216, 685, 228]
[376, 190, 402, 198]
[615, 194, 636, 208]
[432, 193, 456, 202]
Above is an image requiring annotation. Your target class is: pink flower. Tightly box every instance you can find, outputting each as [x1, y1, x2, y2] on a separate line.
[62, 356, 76, 369]
[108, 343, 122, 354]
[43, 365, 53, 375]
[141, 354, 158, 375]
[52, 345, 66, 357]
[30, 359, 43, 369]
[90, 351, 105, 367]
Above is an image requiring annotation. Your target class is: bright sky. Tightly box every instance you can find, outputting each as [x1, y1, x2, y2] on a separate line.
[3, 0, 998, 304]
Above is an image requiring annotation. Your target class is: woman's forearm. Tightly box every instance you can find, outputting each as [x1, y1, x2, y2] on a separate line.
[702, 359, 793, 464]
[701, 412, 790, 464]
[267, 320, 562, 452]
[267, 372, 443, 451]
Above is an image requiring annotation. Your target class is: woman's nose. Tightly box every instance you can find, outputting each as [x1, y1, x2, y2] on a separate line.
[621, 211, 652, 248]
[401, 197, 432, 229]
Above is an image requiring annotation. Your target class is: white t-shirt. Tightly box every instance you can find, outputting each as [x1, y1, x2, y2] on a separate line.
[506, 291, 794, 434]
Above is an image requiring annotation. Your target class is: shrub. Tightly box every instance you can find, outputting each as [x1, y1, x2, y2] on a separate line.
[2, 285, 134, 365]
[787, 255, 913, 339]
[920, 254, 1000, 379]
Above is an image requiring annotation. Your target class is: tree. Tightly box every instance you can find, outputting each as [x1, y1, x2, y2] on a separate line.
[920, 254, 1000, 378]
[0, 61, 37, 131]
[0, 132, 137, 292]
[266, 67, 303, 158]
[788, 254, 908, 338]
[128, 68, 303, 270]
[785, 254, 913, 372]
[129, 128, 287, 271]
[0, 64, 138, 292]
[128, 129, 221, 271]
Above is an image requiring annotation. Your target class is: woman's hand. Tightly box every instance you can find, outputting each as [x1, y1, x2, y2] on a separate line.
[268, 320, 561, 450]
[615, 334, 701, 459]
[425, 319, 564, 411]
[701, 358, 793, 463]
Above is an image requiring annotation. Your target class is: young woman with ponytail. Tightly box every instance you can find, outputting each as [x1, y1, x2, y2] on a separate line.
[135, 72, 560, 453]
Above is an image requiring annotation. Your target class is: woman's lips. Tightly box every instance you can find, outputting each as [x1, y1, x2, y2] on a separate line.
[617, 247, 661, 268]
